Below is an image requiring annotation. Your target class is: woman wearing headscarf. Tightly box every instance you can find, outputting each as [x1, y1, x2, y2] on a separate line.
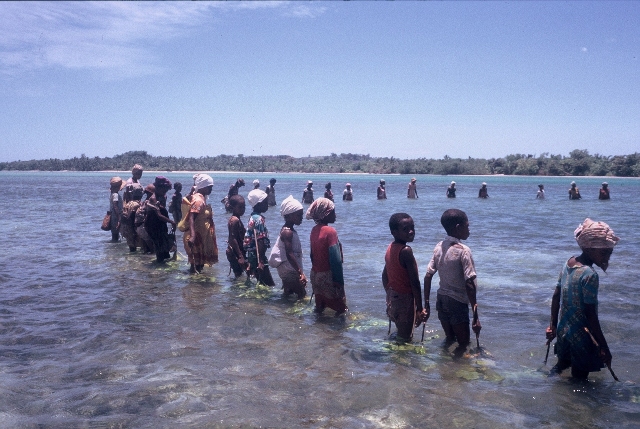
[306, 198, 347, 315]
[145, 176, 176, 263]
[184, 174, 218, 273]
[269, 196, 307, 299]
[546, 218, 619, 379]
[243, 189, 274, 286]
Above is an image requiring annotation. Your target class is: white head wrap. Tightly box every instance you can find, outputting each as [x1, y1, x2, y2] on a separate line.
[280, 195, 303, 217]
[253, 179, 260, 186]
[248, 189, 268, 208]
[574, 218, 619, 249]
[195, 174, 213, 191]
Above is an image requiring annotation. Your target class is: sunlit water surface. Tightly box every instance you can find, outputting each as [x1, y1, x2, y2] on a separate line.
[0, 172, 639, 428]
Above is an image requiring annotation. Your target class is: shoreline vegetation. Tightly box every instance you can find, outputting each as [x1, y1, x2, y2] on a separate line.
[1, 150, 639, 177]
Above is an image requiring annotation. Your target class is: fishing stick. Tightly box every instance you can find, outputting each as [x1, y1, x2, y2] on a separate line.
[421, 322, 426, 342]
[473, 304, 480, 349]
[308, 292, 314, 306]
[544, 339, 551, 365]
[583, 327, 619, 381]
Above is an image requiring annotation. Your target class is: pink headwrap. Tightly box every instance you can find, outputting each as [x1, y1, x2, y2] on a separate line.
[574, 218, 619, 249]
[305, 198, 335, 223]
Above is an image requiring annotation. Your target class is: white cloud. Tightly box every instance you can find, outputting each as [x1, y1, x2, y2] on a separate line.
[284, 4, 328, 19]
[0, 2, 327, 82]
[0, 2, 291, 80]
[581, 47, 588, 53]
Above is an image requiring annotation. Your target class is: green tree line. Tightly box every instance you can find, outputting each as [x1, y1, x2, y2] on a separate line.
[1, 150, 639, 176]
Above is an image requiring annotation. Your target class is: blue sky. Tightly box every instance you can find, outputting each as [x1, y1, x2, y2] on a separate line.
[0, 2, 638, 162]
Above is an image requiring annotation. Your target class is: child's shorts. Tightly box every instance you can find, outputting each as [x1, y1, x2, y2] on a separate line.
[436, 294, 469, 326]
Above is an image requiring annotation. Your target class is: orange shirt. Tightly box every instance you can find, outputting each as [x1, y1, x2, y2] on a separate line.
[385, 243, 413, 294]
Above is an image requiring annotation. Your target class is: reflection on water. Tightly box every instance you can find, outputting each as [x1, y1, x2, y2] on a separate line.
[0, 172, 638, 427]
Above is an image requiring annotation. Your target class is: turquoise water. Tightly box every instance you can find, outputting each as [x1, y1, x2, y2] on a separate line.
[0, 171, 639, 428]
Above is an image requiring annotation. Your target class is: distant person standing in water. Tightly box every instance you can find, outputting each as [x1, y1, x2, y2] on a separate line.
[302, 181, 314, 204]
[446, 181, 456, 198]
[324, 182, 334, 201]
[478, 182, 489, 198]
[599, 182, 610, 200]
[377, 179, 387, 200]
[124, 164, 143, 203]
[536, 184, 545, 199]
[108, 177, 124, 242]
[569, 181, 581, 200]
[145, 177, 176, 263]
[224, 178, 245, 213]
[168, 182, 183, 224]
[185, 174, 218, 274]
[343, 183, 353, 201]
[407, 178, 418, 199]
[265, 178, 277, 207]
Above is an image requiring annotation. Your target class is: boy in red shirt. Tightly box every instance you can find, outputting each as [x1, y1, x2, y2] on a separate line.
[382, 213, 427, 342]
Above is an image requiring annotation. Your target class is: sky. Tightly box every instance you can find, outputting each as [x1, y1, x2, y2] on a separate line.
[0, 1, 638, 162]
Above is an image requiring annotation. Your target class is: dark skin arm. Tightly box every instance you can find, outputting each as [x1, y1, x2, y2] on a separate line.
[466, 276, 481, 335]
[423, 273, 433, 323]
[281, 228, 307, 286]
[256, 236, 266, 270]
[188, 211, 198, 247]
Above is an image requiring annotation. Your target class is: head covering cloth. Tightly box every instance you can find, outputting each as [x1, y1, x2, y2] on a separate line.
[305, 198, 335, 223]
[574, 218, 619, 249]
[110, 176, 125, 190]
[127, 183, 144, 200]
[132, 164, 143, 173]
[195, 174, 213, 191]
[280, 195, 304, 217]
[153, 176, 172, 190]
[248, 189, 268, 208]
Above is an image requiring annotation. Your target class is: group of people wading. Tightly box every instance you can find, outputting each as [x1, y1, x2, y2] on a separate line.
[105, 165, 619, 380]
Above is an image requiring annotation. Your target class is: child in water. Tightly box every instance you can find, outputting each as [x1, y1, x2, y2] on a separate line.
[377, 179, 387, 200]
[265, 178, 277, 206]
[307, 198, 347, 315]
[302, 181, 314, 204]
[569, 181, 581, 200]
[226, 195, 247, 278]
[269, 196, 307, 299]
[599, 182, 610, 200]
[324, 182, 334, 201]
[546, 218, 618, 379]
[424, 209, 481, 357]
[244, 189, 275, 286]
[168, 182, 183, 224]
[382, 213, 427, 342]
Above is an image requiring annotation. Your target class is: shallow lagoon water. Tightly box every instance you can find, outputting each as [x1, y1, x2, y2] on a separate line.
[0, 171, 639, 428]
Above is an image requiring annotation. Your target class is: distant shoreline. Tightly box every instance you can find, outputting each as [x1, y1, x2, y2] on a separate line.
[1, 150, 638, 177]
[0, 170, 632, 180]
